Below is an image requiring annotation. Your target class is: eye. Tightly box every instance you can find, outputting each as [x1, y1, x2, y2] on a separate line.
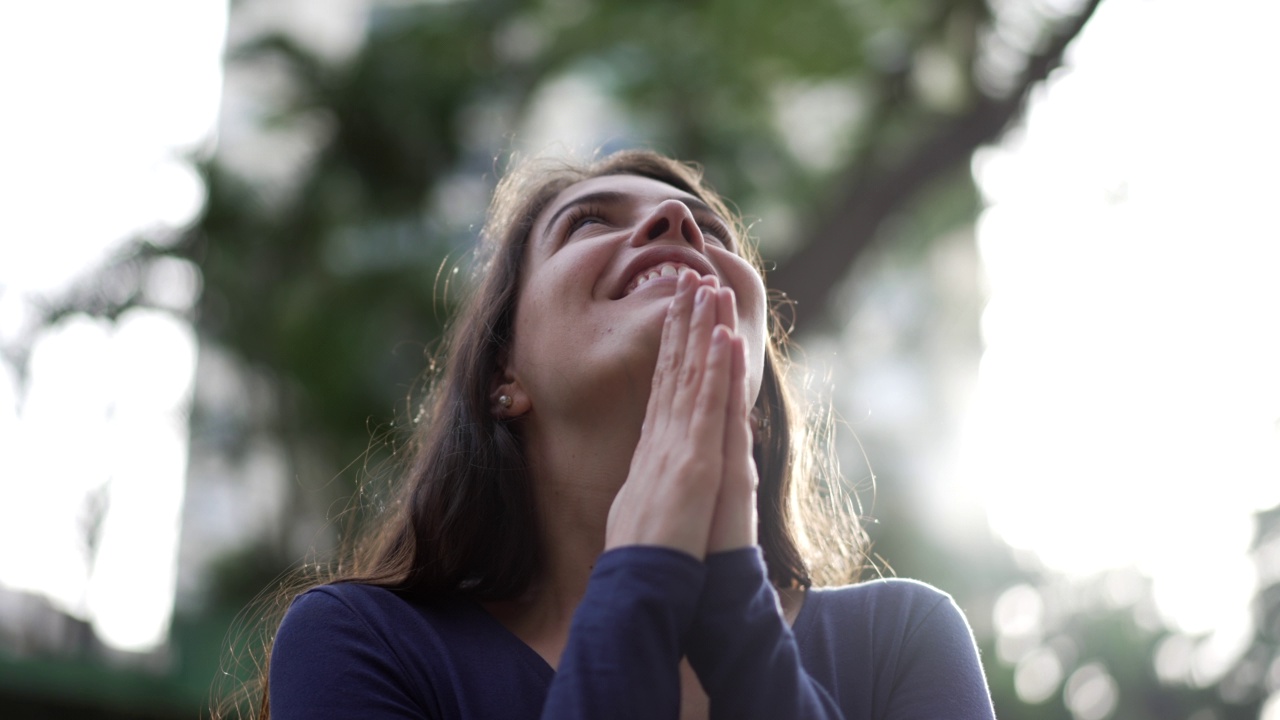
[563, 205, 610, 239]
[697, 218, 734, 249]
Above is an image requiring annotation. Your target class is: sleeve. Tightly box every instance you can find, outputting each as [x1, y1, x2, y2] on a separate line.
[688, 548, 996, 720]
[684, 547, 844, 719]
[541, 545, 706, 720]
[270, 589, 432, 720]
[885, 591, 997, 720]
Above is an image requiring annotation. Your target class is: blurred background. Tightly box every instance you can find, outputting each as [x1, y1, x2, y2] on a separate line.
[1, 0, 1277, 717]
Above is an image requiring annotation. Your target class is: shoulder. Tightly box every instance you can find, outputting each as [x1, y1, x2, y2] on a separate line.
[271, 584, 443, 717]
[277, 582, 483, 662]
[285, 582, 384, 614]
[800, 577, 980, 655]
[273, 584, 501, 717]
[277, 583, 416, 648]
[283, 582, 414, 624]
[274, 583, 433, 670]
[807, 577, 957, 620]
[793, 578, 995, 719]
[273, 583, 556, 719]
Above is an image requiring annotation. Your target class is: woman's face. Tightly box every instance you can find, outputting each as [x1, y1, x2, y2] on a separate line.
[506, 174, 768, 421]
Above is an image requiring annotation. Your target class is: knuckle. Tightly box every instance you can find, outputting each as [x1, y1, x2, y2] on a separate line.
[679, 361, 702, 387]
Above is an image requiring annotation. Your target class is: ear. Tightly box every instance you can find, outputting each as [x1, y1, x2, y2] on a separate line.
[489, 363, 531, 419]
[749, 404, 769, 445]
[490, 383, 531, 419]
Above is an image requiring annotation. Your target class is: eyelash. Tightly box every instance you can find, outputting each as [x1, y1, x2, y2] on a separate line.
[697, 220, 732, 247]
[560, 205, 734, 250]
[563, 205, 608, 236]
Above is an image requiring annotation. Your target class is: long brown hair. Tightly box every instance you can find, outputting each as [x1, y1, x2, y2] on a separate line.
[214, 150, 867, 718]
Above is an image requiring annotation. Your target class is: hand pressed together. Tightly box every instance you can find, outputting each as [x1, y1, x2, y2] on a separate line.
[605, 269, 758, 558]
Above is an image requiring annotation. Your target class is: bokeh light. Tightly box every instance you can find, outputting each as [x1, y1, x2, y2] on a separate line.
[0, 0, 225, 653]
[964, 0, 1280, 647]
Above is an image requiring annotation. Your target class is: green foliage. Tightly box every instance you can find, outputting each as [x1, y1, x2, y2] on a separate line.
[171, 0, 1016, 574]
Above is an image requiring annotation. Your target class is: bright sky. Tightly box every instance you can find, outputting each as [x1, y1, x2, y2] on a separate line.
[965, 0, 1280, 704]
[0, 1, 226, 652]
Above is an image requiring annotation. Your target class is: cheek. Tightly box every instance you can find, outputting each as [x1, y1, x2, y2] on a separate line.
[514, 254, 597, 327]
[726, 266, 769, 399]
[725, 262, 767, 335]
[740, 279, 767, 328]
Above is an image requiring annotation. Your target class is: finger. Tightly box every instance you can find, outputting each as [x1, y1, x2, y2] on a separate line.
[715, 286, 737, 334]
[725, 335, 751, 457]
[695, 273, 719, 304]
[649, 269, 699, 415]
[721, 335, 750, 475]
[673, 283, 718, 409]
[690, 325, 734, 456]
[708, 336, 758, 552]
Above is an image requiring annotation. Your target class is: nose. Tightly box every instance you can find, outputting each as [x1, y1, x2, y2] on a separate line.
[632, 199, 704, 250]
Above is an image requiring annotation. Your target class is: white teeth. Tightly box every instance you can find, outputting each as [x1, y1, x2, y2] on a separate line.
[627, 261, 691, 295]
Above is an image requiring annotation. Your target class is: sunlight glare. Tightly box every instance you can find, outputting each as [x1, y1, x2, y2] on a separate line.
[0, 1, 225, 293]
[964, 0, 1280, 641]
[0, 0, 225, 653]
[1263, 692, 1280, 720]
[86, 310, 196, 651]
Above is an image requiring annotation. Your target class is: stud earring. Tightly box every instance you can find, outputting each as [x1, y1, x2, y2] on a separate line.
[498, 394, 513, 409]
[750, 408, 769, 444]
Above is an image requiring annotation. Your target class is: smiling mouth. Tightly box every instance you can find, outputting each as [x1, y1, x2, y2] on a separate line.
[623, 261, 697, 296]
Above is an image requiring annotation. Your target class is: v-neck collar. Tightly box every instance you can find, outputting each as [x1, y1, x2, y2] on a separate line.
[461, 598, 558, 680]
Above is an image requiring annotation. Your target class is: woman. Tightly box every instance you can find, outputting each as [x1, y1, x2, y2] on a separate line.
[263, 150, 996, 719]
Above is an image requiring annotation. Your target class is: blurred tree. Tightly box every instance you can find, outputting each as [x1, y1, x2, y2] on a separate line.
[199, 0, 1100, 559]
[42, 0, 1107, 598]
[31, 1, 1280, 719]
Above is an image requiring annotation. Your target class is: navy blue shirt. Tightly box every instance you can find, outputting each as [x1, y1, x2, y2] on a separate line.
[271, 546, 995, 719]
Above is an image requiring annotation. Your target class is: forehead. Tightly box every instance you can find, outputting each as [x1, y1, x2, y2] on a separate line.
[533, 174, 707, 232]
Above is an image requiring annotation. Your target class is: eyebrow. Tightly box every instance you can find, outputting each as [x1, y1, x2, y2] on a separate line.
[541, 190, 720, 239]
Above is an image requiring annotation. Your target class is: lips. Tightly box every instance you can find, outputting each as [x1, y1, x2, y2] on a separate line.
[615, 248, 716, 299]
[624, 261, 692, 296]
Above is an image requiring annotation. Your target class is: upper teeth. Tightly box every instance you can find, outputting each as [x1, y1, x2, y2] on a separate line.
[627, 262, 690, 295]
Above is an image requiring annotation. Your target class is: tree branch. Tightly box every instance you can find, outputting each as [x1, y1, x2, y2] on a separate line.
[768, 0, 1105, 335]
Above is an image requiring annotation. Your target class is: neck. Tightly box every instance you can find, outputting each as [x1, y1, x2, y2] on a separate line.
[483, 405, 642, 667]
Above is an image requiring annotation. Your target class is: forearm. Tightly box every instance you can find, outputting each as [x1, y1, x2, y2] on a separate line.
[686, 548, 844, 720]
[541, 546, 705, 720]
